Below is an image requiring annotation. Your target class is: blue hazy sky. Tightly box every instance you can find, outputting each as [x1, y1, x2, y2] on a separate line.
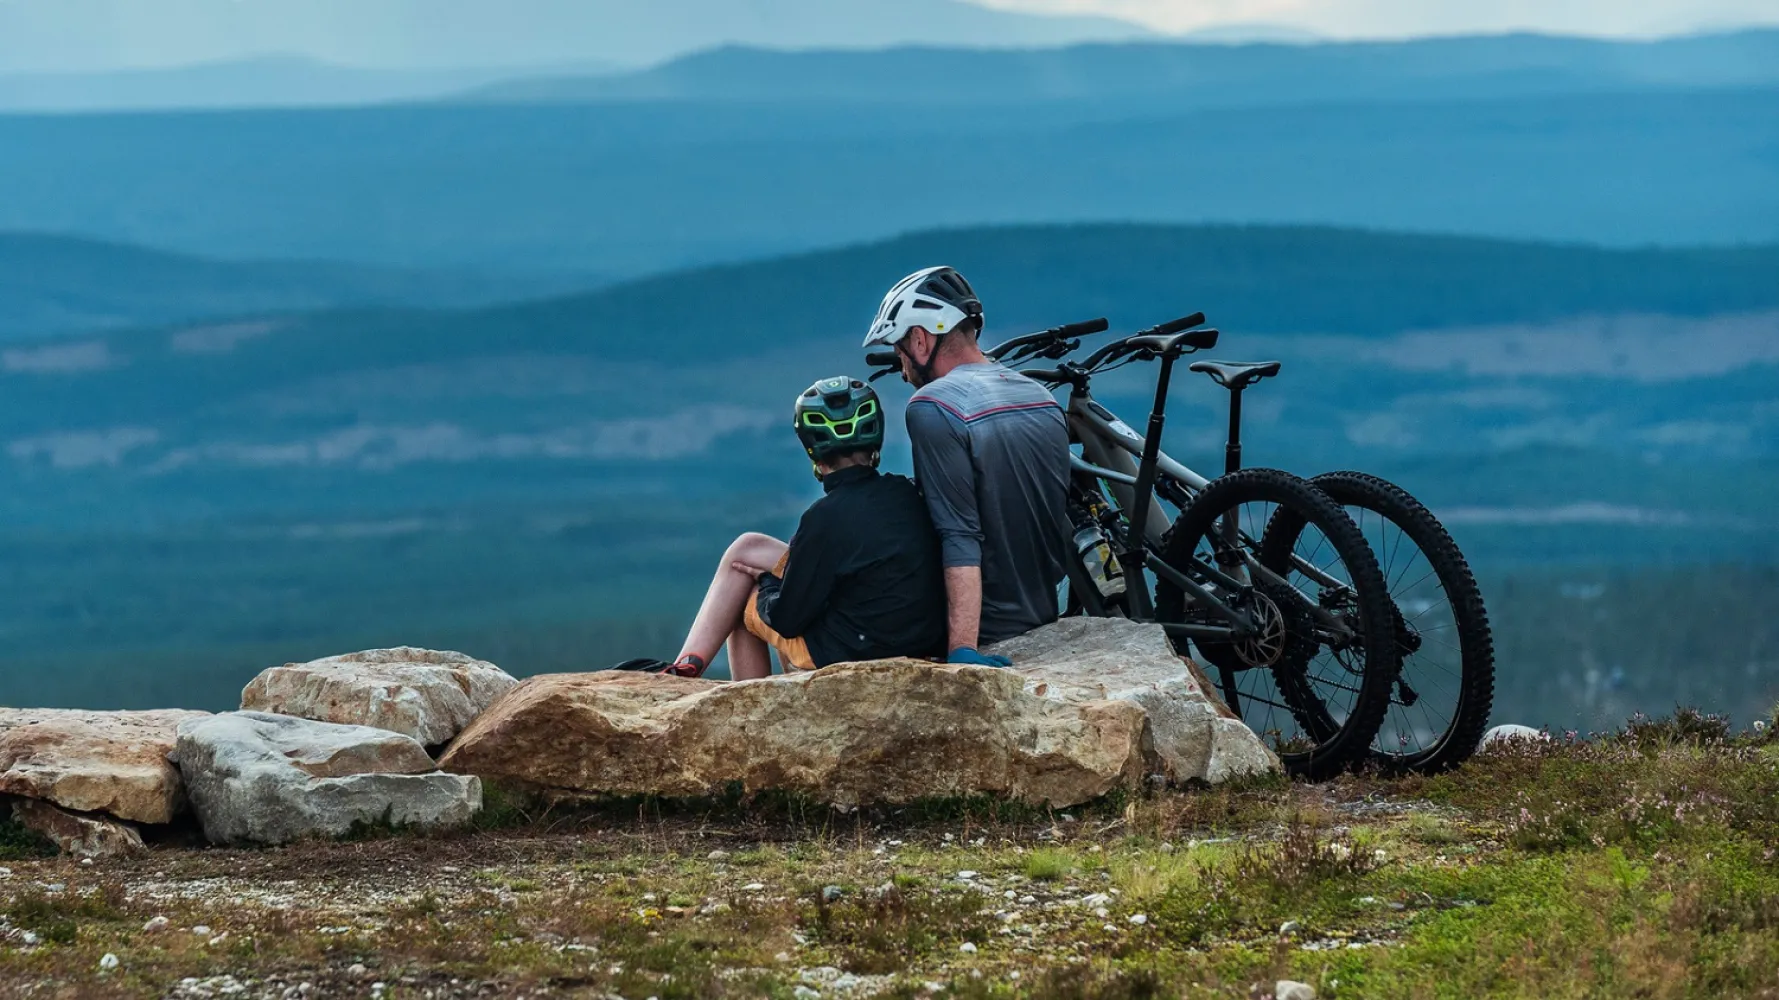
[986, 0, 1779, 37]
[0, 0, 1774, 75]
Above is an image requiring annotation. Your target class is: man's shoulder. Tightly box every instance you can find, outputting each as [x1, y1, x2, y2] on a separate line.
[910, 363, 1058, 423]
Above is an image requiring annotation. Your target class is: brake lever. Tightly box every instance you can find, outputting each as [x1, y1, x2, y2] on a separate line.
[868, 366, 902, 384]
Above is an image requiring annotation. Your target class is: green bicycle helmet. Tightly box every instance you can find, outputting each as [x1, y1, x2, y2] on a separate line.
[794, 376, 884, 469]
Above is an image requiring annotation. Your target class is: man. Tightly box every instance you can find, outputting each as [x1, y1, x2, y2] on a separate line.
[863, 266, 1072, 666]
[614, 376, 947, 678]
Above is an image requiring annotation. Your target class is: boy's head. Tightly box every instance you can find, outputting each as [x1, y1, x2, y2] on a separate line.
[794, 376, 884, 479]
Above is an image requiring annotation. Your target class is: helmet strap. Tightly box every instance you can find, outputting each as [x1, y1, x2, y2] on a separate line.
[899, 331, 942, 387]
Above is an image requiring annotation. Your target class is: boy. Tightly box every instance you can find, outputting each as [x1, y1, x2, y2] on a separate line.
[614, 376, 946, 679]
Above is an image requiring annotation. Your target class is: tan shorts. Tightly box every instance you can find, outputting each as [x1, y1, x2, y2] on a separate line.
[743, 553, 817, 672]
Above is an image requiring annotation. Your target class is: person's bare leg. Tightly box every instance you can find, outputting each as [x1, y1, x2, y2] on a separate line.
[726, 629, 774, 681]
[677, 532, 789, 669]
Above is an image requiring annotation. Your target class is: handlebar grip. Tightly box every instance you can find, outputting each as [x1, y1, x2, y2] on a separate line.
[865, 349, 899, 368]
[1139, 312, 1206, 338]
[1053, 318, 1110, 339]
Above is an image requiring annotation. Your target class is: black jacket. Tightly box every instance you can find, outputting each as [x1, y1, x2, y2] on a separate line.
[754, 465, 947, 667]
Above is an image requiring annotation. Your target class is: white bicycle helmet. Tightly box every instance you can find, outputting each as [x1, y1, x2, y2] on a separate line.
[862, 266, 984, 348]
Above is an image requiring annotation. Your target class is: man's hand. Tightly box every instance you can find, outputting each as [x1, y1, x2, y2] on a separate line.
[948, 647, 1013, 668]
[731, 561, 772, 581]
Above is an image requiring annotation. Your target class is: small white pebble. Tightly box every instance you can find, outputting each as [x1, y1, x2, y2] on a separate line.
[0, 867, 11, 878]
[1018, 895, 1036, 904]
[774, 952, 792, 963]
[742, 882, 766, 891]
[958, 941, 977, 954]
[923, 983, 944, 994]
[371, 983, 387, 994]
[208, 933, 229, 947]
[191, 925, 212, 936]
[641, 893, 657, 902]
[98, 953, 119, 972]
[943, 833, 955, 841]
[1103, 922, 1118, 931]
[1008, 971, 1021, 981]
[347, 964, 368, 979]
[707, 849, 730, 861]
[1094, 907, 1109, 918]
[793, 987, 820, 1000]
[143, 916, 170, 933]
[956, 871, 978, 880]
[1129, 914, 1148, 925]
[80, 858, 94, 867]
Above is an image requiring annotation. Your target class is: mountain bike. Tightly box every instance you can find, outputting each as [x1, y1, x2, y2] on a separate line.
[870, 317, 1402, 779]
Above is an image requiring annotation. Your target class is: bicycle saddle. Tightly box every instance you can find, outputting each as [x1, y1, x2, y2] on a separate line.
[1190, 360, 1282, 390]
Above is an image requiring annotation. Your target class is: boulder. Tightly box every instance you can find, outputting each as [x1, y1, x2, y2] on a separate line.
[0, 709, 209, 824]
[989, 618, 1278, 785]
[1480, 724, 1549, 748]
[171, 712, 482, 846]
[241, 647, 518, 747]
[440, 619, 1277, 808]
[9, 799, 146, 859]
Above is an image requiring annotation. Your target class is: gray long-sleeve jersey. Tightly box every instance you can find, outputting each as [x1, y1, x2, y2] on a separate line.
[905, 362, 1072, 646]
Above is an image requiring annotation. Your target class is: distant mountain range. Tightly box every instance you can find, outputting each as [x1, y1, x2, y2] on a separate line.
[3, 29, 1773, 114]
[0, 0, 1148, 76]
[0, 57, 588, 114]
[0, 233, 594, 340]
[2, 83, 1771, 272]
[461, 30, 1779, 107]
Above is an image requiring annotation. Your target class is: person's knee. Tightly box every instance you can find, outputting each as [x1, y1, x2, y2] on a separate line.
[731, 532, 785, 565]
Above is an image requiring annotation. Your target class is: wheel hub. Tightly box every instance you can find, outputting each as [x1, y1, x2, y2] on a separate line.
[1232, 590, 1289, 668]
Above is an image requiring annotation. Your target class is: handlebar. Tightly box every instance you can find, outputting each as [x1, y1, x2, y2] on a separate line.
[868, 312, 1207, 383]
[1078, 313, 1213, 370]
[985, 317, 1109, 363]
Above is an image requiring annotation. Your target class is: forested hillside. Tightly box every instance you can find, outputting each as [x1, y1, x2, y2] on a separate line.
[0, 232, 590, 340]
[3, 223, 1775, 726]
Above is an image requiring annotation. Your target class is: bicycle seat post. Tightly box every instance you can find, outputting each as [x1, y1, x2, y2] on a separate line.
[1187, 360, 1282, 475]
[1225, 386, 1244, 476]
[1120, 351, 1180, 621]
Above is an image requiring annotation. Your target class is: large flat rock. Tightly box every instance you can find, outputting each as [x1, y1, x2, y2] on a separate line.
[441, 619, 1277, 808]
[241, 647, 518, 747]
[0, 709, 209, 824]
[9, 798, 147, 859]
[990, 618, 1278, 785]
[172, 712, 482, 846]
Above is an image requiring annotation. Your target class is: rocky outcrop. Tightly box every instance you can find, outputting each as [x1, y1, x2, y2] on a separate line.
[441, 619, 1276, 808]
[989, 618, 1278, 785]
[8, 798, 146, 859]
[241, 647, 517, 748]
[0, 709, 208, 824]
[172, 712, 482, 846]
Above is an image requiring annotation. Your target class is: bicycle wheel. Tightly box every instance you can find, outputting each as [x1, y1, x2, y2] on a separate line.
[1155, 468, 1399, 780]
[1281, 472, 1495, 774]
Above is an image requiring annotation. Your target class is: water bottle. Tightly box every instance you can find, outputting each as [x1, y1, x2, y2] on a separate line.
[1073, 523, 1126, 599]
